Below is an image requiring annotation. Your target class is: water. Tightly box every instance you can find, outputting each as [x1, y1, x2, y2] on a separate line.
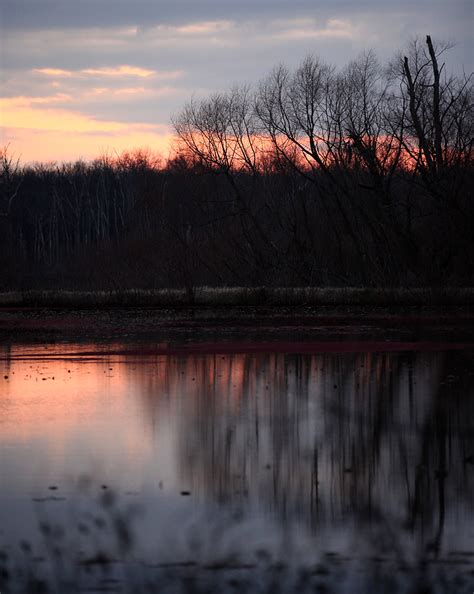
[1, 337, 474, 592]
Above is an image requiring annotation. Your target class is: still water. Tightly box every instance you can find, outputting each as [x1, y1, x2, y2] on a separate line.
[1, 340, 473, 592]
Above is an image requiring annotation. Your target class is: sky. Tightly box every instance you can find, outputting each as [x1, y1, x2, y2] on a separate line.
[1, 0, 472, 163]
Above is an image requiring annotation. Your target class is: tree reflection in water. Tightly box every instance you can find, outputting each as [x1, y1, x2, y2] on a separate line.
[136, 350, 474, 555]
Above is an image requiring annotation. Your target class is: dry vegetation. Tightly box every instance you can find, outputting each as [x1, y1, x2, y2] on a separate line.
[1, 286, 474, 308]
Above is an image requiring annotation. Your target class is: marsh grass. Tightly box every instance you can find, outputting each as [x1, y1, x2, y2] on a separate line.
[1, 286, 473, 308]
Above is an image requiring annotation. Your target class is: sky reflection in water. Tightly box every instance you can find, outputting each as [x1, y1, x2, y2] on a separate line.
[1, 343, 473, 568]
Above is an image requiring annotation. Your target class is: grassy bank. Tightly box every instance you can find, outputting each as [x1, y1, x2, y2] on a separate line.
[1, 287, 474, 308]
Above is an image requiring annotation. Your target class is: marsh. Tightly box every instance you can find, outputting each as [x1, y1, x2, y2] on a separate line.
[1, 309, 473, 592]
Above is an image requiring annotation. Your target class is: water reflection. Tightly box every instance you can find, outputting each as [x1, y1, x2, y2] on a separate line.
[134, 350, 474, 551]
[1, 344, 474, 560]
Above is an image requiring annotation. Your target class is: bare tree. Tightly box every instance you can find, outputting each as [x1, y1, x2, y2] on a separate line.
[395, 36, 473, 204]
[0, 145, 22, 218]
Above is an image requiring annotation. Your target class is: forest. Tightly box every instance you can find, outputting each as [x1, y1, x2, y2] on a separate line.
[1, 36, 472, 291]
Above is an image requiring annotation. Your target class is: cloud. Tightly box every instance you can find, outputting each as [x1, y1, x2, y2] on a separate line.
[1, 93, 73, 107]
[4, 0, 468, 31]
[85, 86, 180, 99]
[33, 65, 182, 79]
[131, 17, 362, 52]
[81, 65, 156, 78]
[175, 20, 233, 35]
[0, 98, 158, 133]
[262, 18, 358, 42]
[33, 68, 73, 77]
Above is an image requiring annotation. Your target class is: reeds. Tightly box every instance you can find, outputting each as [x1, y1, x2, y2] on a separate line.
[0, 286, 473, 308]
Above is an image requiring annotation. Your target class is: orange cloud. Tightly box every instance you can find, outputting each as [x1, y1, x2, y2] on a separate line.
[34, 68, 73, 77]
[1, 94, 73, 107]
[33, 65, 183, 80]
[81, 65, 156, 78]
[0, 100, 154, 133]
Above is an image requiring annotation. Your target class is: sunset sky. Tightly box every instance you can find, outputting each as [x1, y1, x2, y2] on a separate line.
[1, 0, 472, 163]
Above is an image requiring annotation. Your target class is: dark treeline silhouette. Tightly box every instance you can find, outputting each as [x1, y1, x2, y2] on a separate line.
[1, 36, 472, 291]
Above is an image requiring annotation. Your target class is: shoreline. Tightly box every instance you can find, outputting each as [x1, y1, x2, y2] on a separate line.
[3, 341, 473, 360]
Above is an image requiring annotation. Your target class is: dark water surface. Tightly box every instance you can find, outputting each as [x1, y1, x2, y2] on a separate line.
[1, 315, 474, 592]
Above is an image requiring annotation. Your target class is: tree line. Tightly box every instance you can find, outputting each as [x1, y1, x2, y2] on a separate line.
[1, 36, 472, 291]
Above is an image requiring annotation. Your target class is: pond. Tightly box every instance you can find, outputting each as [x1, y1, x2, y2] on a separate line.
[1, 317, 474, 593]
